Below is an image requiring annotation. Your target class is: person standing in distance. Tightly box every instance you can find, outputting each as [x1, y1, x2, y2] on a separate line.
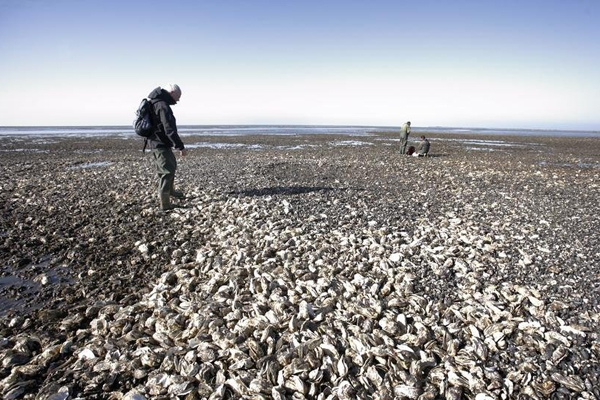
[147, 84, 186, 210]
[399, 121, 411, 154]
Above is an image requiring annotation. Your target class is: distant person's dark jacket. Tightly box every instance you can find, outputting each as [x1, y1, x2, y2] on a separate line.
[147, 87, 185, 150]
[418, 139, 430, 155]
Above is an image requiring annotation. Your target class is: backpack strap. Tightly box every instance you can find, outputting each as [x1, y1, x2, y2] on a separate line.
[141, 99, 159, 153]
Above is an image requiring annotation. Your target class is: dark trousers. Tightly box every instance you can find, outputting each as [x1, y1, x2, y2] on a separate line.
[399, 136, 408, 154]
[152, 147, 177, 206]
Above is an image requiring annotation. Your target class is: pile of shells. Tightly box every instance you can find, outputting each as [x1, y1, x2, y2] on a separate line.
[3, 190, 597, 399]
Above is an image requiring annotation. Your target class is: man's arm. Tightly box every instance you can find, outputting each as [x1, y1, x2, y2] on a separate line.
[158, 108, 185, 150]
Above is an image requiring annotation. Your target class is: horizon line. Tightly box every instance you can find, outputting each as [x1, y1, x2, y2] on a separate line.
[0, 124, 599, 133]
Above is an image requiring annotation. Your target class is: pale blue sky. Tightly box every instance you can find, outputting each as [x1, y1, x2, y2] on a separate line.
[0, 0, 598, 129]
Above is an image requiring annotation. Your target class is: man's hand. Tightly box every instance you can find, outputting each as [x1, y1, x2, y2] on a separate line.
[180, 149, 187, 157]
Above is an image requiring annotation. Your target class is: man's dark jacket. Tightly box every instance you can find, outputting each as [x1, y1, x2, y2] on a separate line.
[147, 87, 185, 150]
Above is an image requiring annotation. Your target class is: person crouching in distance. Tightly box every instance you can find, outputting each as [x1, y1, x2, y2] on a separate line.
[414, 135, 430, 157]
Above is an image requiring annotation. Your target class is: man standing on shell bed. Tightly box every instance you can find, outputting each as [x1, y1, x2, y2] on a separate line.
[147, 84, 186, 210]
[399, 121, 411, 155]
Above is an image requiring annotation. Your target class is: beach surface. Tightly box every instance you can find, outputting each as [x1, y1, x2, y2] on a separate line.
[0, 131, 599, 398]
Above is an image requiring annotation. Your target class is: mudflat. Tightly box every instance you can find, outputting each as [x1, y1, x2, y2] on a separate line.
[0, 131, 599, 398]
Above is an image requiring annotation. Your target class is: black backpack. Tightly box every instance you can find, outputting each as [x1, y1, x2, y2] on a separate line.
[133, 98, 155, 138]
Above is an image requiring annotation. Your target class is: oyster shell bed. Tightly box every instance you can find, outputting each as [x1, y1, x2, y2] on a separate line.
[0, 132, 599, 399]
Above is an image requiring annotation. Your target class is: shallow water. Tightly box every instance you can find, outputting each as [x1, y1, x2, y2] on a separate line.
[433, 138, 543, 146]
[68, 161, 114, 169]
[1, 125, 598, 138]
[0, 275, 41, 316]
[0, 258, 74, 317]
[330, 140, 373, 146]
[539, 161, 600, 169]
[465, 146, 498, 151]
[0, 148, 49, 153]
[186, 142, 264, 150]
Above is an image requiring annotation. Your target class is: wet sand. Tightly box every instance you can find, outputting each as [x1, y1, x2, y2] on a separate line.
[0, 131, 599, 398]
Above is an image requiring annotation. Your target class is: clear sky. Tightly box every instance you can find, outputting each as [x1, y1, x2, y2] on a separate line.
[1, 0, 599, 130]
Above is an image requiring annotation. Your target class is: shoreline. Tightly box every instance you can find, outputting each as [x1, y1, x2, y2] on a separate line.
[1, 125, 599, 139]
[0, 132, 599, 398]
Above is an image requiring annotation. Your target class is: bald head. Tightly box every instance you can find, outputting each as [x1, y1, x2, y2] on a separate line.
[163, 84, 182, 103]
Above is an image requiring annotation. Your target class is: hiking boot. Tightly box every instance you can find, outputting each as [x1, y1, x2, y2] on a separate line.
[170, 190, 185, 199]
